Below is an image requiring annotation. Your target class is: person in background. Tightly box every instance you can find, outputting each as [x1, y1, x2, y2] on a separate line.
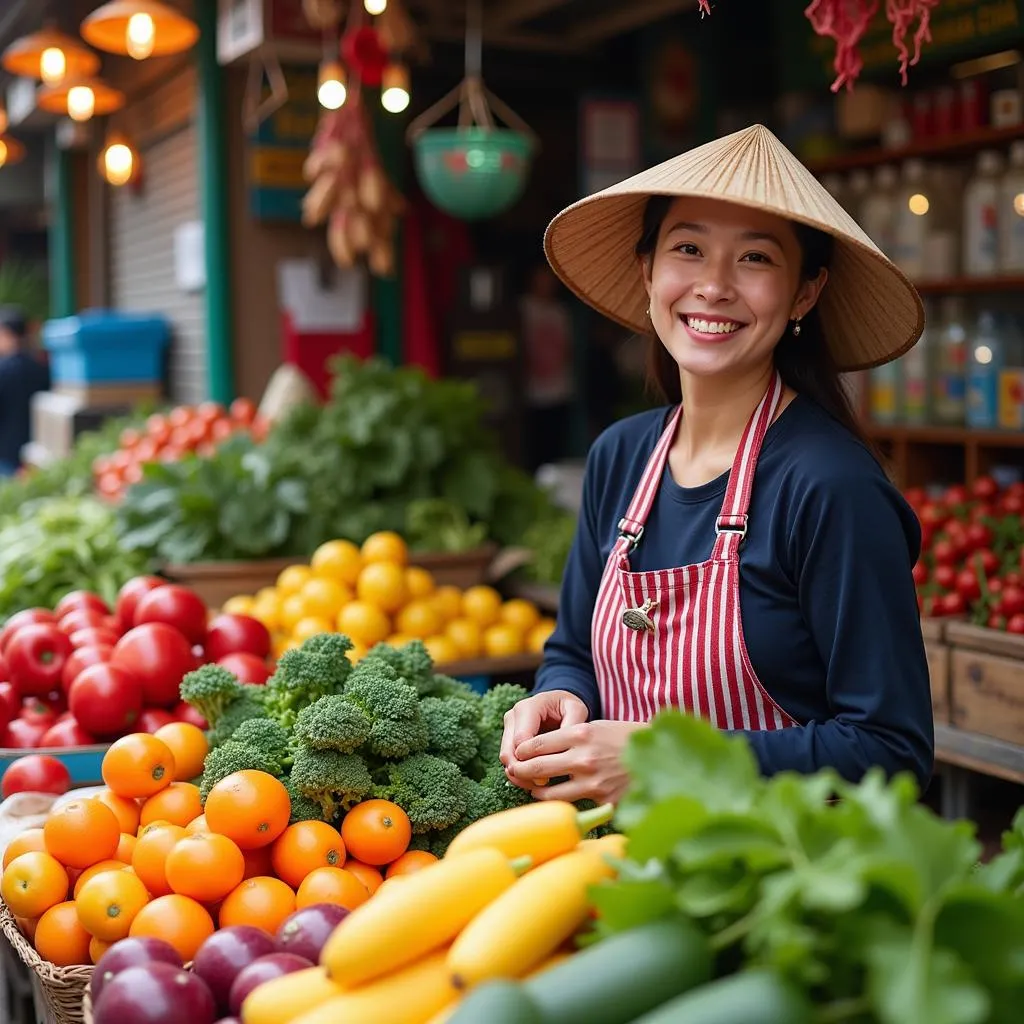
[0, 306, 50, 477]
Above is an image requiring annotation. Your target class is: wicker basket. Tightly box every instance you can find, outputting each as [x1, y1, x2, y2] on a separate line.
[0, 902, 91, 1024]
[82, 990, 93, 1024]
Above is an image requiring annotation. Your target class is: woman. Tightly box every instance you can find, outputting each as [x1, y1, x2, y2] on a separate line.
[501, 124, 934, 805]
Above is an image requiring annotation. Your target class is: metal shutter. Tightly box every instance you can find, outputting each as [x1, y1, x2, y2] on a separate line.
[109, 122, 207, 403]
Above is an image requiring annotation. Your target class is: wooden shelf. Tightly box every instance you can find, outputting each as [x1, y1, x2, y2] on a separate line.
[914, 275, 1024, 296]
[935, 723, 1024, 787]
[866, 424, 1024, 447]
[809, 123, 1024, 175]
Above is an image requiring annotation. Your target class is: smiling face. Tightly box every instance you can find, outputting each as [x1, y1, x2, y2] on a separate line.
[640, 196, 827, 383]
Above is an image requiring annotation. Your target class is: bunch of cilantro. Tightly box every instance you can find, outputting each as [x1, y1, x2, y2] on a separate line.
[591, 714, 1024, 1024]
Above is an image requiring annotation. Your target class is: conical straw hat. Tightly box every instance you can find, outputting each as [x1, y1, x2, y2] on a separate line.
[543, 123, 924, 371]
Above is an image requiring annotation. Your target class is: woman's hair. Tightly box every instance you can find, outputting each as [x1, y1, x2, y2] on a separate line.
[633, 195, 870, 446]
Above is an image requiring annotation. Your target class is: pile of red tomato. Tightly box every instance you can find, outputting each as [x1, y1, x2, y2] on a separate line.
[0, 577, 274, 750]
[906, 475, 1024, 630]
[92, 399, 269, 502]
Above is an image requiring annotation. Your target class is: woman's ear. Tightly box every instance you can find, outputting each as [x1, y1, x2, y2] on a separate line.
[640, 255, 653, 299]
[792, 267, 828, 321]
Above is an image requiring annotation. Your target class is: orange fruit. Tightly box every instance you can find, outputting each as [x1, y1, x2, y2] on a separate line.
[404, 567, 436, 600]
[153, 723, 210, 782]
[219, 876, 295, 934]
[251, 593, 282, 632]
[291, 616, 334, 643]
[361, 531, 408, 566]
[271, 821, 346, 890]
[140, 783, 203, 829]
[340, 800, 411, 866]
[528, 618, 557, 653]
[76, 870, 150, 942]
[444, 618, 483, 658]
[276, 564, 313, 596]
[295, 867, 369, 911]
[395, 599, 443, 640]
[204, 770, 291, 850]
[34, 901, 91, 966]
[241, 845, 274, 880]
[356, 562, 409, 614]
[500, 599, 541, 633]
[3, 828, 45, 870]
[72, 859, 128, 898]
[129, 894, 215, 962]
[279, 593, 310, 634]
[483, 623, 525, 658]
[89, 935, 112, 964]
[337, 601, 391, 648]
[310, 540, 363, 586]
[462, 586, 503, 627]
[132, 822, 188, 897]
[94, 789, 142, 835]
[423, 635, 461, 666]
[433, 585, 464, 623]
[164, 832, 245, 904]
[222, 595, 255, 616]
[300, 577, 350, 621]
[114, 833, 137, 865]
[102, 734, 176, 799]
[185, 814, 209, 835]
[385, 850, 439, 877]
[343, 860, 384, 895]
[1, 852, 69, 919]
[44, 799, 121, 869]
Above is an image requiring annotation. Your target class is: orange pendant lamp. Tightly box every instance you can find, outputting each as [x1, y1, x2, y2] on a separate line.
[37, 76, 126, 122]
[2, 26, 100, 85]
[81, 0, 199, 60]
[0, 135, 27, 168]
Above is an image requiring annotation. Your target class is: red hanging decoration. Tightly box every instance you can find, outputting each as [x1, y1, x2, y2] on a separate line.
[697, 0, 712, 14]
[341, 26, 388, 87]
[886, 0, 941, 85]
[804, 0, 879, 93]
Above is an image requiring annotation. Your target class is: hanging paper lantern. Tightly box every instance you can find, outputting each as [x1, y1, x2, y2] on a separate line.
[341, 26, 388, 87]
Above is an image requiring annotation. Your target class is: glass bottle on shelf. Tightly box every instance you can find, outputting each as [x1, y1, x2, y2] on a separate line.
[902, 297, 933, 424]
[963, 150, 1004, 278]
[997, 313, 1024, 430]
[966, 310, 1003, 429]
[933, 296, 968, 426]
[894, 159, 930, 280]
[999, 140, 1024, 273]
[869, 358, 902, 425]
[861, 165, 899, 259]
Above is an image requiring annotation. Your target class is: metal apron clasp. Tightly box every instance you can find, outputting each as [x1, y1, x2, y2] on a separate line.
[622, 598, 657, 633]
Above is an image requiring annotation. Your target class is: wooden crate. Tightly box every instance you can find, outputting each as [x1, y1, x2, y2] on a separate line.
[921, 617, 950, 724]
[947, 621, 1024, 746]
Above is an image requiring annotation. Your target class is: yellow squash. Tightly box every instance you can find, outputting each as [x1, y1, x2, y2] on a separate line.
[241, 966, 344, 1024]
[446, 842, 621, 989]
[321, 847, 528, 987]
[444, 800, 614, 864]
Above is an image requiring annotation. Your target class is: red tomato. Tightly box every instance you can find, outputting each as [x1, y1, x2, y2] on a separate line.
[38, 717, 96, 747]
[61, 644, 114, 693]
[68, 627, 121, 650]
[54, 591, 111, 621]
[1006, 571, 1024, 588]
[940, 592, 967, 617]
[217, 652, 272, 685]
[0, 682, 18, 721]
[197, 401, 224, 423]
[134, 585, 209, 646]
[168, 405, 194, 429]
[918, 503, 949, 529]
[137, 708, 177, 733]
[964, 522, 994, 551]
[999, 585, 1024, 619]
[944, 484, 969, 507]
[211, 419, 234, 443]
[911, 562, 928, 587]
[6, 624, 72, 697]
[1, 754, 71, 799]
[1008, 614, 1024, 635]
[114, 576, 166, 633]
[58, 607, 108, 635]
[37, 690, 67, 718]
[206, 614, 271, 661]
[111, 623, 197, 708]
[3, 718, 48, 748]
[934, 564, 957, 591]
[932, 540, 958, 567]
[173, 701, 208, 730]
[20, 698, 57, 727]
[972, 476, 1000, 501]
[230, 397, 256, 425]
[68, 664, 143, 738]
[954, 568, 982, 604]
[0, 649, 7, 682]
[1001, 493, 1024, 515]
[0, 609, 57, 654]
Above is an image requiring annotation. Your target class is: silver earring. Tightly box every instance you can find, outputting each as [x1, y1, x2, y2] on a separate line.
[647, 304, 652, 321]
[792, 318, 802, 337]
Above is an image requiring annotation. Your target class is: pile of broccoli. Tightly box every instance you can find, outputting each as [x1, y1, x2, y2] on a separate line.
[179, 633, 538, 855]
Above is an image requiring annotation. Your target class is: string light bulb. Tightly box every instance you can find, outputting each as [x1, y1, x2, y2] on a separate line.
[318, 61, 347, 110]
[365, 0, 388, 13]
[381, 63, 409, 114]
[126, 12, 156, 59]
[40, 46, 66, 85]
[100, 135, 138, 186]
[67, 84, 96, 122]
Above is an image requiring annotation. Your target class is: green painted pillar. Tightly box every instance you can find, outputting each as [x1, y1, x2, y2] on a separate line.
[48, 144, 75, 319]
[195, 0, 235, 402]
[371, 102, 405, 366]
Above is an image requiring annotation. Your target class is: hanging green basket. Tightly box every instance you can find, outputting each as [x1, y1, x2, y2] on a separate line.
[412, 127, 533, 221]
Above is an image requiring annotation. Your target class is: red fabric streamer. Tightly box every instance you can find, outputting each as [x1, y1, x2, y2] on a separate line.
[804, 0, 879, 92]
[697, 0, 712, 14]
[886, 0, 941, 85]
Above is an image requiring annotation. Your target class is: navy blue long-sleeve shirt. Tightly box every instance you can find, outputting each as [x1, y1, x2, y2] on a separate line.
[533, 395, 935, 790]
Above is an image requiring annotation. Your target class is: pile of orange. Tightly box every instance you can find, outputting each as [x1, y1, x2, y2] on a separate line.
[225, 531, 557, 663]
[0, 727, 431, 968]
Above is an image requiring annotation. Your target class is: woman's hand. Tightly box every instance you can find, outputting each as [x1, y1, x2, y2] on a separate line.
[499, 689, 589, 789]
[505, 720, 646, 805]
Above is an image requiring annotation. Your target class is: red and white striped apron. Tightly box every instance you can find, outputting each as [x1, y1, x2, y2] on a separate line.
[591, 371, 798, 732]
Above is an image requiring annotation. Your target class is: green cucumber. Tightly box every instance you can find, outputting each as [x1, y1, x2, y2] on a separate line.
[445, 980, 544, 1024]
[522, 918, 713, 1024]
[628, 968, 813, 1024]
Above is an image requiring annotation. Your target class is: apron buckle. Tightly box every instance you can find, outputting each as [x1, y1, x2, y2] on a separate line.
[617, 518, 644, 552]
[622, 598, 657, 633]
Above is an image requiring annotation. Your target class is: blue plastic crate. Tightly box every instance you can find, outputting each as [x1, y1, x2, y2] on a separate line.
[42, 310, 170, 387]
[0, 745, 108, 787]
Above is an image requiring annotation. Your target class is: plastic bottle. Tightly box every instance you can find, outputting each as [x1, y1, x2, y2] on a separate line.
[902, 298, 933, 424]
[966, 310, 1003, 428]
[963, 150, 1004, 277]
[999, 140, 1024, 273]
[869, 359, 902, 424]
[997, 313, 1024, 430]
[933, 296, 968, 426]
[860, 165, 899, 258]
[893, 159, 930, 279]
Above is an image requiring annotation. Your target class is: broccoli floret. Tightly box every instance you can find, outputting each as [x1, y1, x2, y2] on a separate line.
[199, 737, 285, 803]
[479, 762, 534, 812]
[262, 633, 355, 729]
[466, 682, 531, 780]
[429, 674, 482, 704]
[283, 776, 327, 825]
[293, 694, 371, 754]
[229, 718, 293, 775]
[180, 664, 248, 731]
[362, 640, 435, 695]
[373, 753, 468, 834]
[421, 696, 480, 769]
[343, 662, 429, 759]
[207, 690, 267, 748]
[289, 746, 374, 823]
[423, 777, 505, 856]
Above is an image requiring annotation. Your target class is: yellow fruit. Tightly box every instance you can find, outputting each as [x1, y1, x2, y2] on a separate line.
[277, 564, 313, 596]
[222, 595, 255, 615]
[279, 593, 309, 634]
[256, 587, 279, 603]
[357, 562, 409, 614]
[300, 577, 351, 621]
[240, 966, 345, 1024]
[275, 637, 301, 658]
[527, 617, 557, 653]
[395, 599, 443, 640]
[337, 602, 391, 648]
[405, 566, 436, 600]
[423, 636, 462, 666]
[386, 634, 414, 647]
[292, 616, 334, 643]
[310, 540, 363, 586]
[349, 642, 368, 663]
[444, 618, 483, 659]
[251, 596, 282, 632]
[500, 599, 541, 633]
[432, 586, 464, 623]
[483, 624, 524, 658]
[361, 531, 408, 566]
[461, 586, 503, 628]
